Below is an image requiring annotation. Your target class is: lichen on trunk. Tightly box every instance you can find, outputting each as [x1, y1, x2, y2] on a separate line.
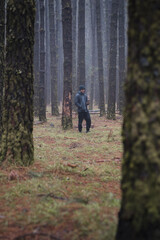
[0, 0, 5, 143]
[1, 0, 35, 166]
[116, 1, 160, 239]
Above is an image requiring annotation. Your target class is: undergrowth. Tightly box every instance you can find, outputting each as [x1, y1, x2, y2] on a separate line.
[0, 114, 122, 240]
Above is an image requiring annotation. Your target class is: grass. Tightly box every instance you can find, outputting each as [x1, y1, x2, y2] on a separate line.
[0, 113, 122, 240]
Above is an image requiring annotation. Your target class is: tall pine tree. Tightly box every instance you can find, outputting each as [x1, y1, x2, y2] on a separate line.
[77, 0, 85, 87]
[62, 0, 72, 130]
[107, 0, 119, 120]
[118, 0, 126, 115]
[39, 0, 46, 121]
[96, 0, 105, 116]
[116, 1, 160, 239]
[49, 0, 59, 116]
[1, 0, 35, 165]
[34, 0, 40, 117]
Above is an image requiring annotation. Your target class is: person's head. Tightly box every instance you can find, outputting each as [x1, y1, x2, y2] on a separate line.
[79, 85, 85, 94]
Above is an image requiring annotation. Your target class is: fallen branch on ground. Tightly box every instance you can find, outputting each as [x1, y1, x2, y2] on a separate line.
[14, 233, 60, 240]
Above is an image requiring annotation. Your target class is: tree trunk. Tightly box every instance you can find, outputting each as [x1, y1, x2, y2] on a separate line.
[96, 0, 105, 116]
[34, 0, 40, 117]
[56, 0, 63, 104]
[49, 0, 59, 116]
[107, 0, 119, 120]
[71, 0, 78, 112]
[62, 0, 72, 130]
[77, 0, 85, 87]
[118, 0, 126, 115]
[39, 0, 46, 121]
[1, 0, 35, 166]
[0, 0, 5, 142]
[85, 0, 92, 99]
[45, 0, 51, 106]
[105, 0, 112, 104]
[116, 1, 160, 239]
[100, 0, 108, 105]
[89, 0, 96, 110]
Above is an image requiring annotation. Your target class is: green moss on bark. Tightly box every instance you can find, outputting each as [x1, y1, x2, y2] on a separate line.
[116, 1, 160, 239]
[0, 0, 35, 166]
[62, 115, 73, 130]
[0, 0, 5, 142]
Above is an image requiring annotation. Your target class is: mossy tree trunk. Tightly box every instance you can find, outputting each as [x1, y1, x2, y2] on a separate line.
[1, 0, 35, 166]
[49, 0, 59, 116]
[62, 0, 72, 130]
[116, 1, 160, 239]
[96, 0, 105, 117]
[0, 0, 5, 142]
[39, 0, 46, 121]
[107, 0, 119, 120]
[77, 0, 85, 87]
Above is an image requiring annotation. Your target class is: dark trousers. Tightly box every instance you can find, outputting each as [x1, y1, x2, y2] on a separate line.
[78, 111, 91, 132]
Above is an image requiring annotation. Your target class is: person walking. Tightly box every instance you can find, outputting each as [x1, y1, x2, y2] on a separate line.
[75, 85, 91, 133]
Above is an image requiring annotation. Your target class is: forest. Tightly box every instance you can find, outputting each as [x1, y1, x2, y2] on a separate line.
[0, 0, 160, 239]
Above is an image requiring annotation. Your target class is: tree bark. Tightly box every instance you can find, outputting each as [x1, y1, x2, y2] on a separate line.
[0, 0, 5, 142]
[116, 1, 160, 239]
[1, 0, 35, 166]
[107, 0, 119, 120]
[96, 0, 105, 116]
[77, 0, 85, 87]
[39, 0, 46, 121]
[62, 0, 72, 130]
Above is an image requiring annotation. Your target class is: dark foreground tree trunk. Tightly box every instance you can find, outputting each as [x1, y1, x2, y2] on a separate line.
[107, 0, 119, 120]
[116, 1, 160, 239]
[1, 0, 35, 166]
[62, 0, 72, 130]
[96, 0, 105, 116]
[0, 0, 5, 142]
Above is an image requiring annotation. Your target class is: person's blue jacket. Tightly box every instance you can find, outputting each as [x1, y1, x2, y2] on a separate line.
[75, 91, 88, 113]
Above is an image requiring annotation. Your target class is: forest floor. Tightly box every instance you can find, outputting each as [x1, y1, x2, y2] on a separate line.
[0, 111, 122, 240]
